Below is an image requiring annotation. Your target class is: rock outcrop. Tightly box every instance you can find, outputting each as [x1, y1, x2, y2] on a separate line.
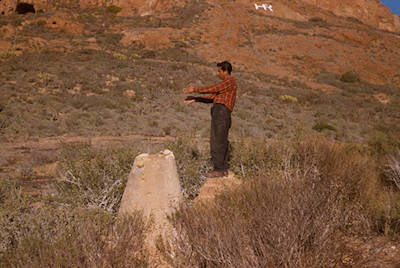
[0, 0, 184, 16]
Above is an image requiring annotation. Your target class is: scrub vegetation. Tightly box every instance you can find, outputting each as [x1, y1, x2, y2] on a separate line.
[0, 3, 399, 267]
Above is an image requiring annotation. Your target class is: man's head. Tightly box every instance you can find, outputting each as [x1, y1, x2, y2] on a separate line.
[217, 61, 232, 80]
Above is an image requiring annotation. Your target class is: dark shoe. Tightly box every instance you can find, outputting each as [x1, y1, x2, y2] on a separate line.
[204, 170, 228, 178]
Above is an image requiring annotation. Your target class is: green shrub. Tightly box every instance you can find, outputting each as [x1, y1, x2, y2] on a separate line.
[113, 52, 127, 61]
[106, 5, 122, 14]
[312, 122, 336, 132]
[367, 131, 397, 154]
[340, 71, 360, 83]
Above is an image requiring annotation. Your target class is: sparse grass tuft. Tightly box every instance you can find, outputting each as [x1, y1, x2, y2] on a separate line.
[279, 94, 298, 103]
[113, 52, 127, 60]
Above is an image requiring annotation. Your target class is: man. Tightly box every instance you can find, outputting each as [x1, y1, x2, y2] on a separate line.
[183, 61, 237, 178]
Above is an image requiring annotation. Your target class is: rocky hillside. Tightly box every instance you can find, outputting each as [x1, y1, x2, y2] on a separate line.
[1, 0, 400, 85]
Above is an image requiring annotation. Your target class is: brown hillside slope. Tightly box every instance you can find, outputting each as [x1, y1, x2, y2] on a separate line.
[1, 0, 400, 85]
[1, 0, 399, 31]
[302, 0, 400, 32]
[185, 0, 400, 85]
[0, 0, 185, 15]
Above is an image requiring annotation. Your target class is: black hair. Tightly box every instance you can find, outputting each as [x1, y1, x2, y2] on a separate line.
[217, 61, 232, 74]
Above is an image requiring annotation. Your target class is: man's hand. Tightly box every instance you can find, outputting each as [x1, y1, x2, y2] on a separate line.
[183, 84, 195, 93]
[184, 99, 195, 105]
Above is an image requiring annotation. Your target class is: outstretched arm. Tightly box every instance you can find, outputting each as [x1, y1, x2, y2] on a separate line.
[185, 95, 213, 103]
[194, 79, 232, 94]
[183, 84, 195, 93]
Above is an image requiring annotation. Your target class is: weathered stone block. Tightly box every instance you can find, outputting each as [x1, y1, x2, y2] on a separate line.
[119, 149, 182, 220]
[119, 150, 182, 267]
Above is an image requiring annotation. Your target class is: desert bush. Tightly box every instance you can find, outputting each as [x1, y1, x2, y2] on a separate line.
[367, 131, 396, 154]
[374, 151, 400, 234]
[165, 138, 384, 267]
[312, 121, 336, 132]
[0, 205, 148, 267]
[113, 52, 127, 60]
[308, 17, 324, 23]
[0, 145, 148, 267]
[340, 71, 360, 83]
[55, 143, 137, 212]
[0, 179, 35, 254]
[229, 139, 285, 178]
[308, 17, 328, 27]
[167, 137, 208, 199]
[385, 150, 400, 191]
[106, 5, 122, 14]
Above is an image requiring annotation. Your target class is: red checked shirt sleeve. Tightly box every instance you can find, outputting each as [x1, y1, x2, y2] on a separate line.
[194, 77, 237, 112]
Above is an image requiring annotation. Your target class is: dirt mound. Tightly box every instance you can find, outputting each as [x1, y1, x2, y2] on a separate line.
[194, 171, 241, 205]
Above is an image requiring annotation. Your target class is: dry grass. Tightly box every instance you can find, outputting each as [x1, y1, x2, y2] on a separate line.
[163, 138, 399, 267]
[1, 136, 399, 267]
[0, 144, 148, 267]
[55, 143, 137, 212]
[167, 137, 209, 199]
[0, 206, 148, 267]
[385, 151, 400, 191]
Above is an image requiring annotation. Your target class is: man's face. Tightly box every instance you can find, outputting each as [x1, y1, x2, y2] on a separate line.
[217, 67, 227, 80]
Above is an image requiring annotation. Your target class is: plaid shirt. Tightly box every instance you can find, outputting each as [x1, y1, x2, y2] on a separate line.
[194, 76, 237, 112]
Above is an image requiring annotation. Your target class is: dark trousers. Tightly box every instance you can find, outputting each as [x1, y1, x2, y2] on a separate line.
[210, 104, 231, 172]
